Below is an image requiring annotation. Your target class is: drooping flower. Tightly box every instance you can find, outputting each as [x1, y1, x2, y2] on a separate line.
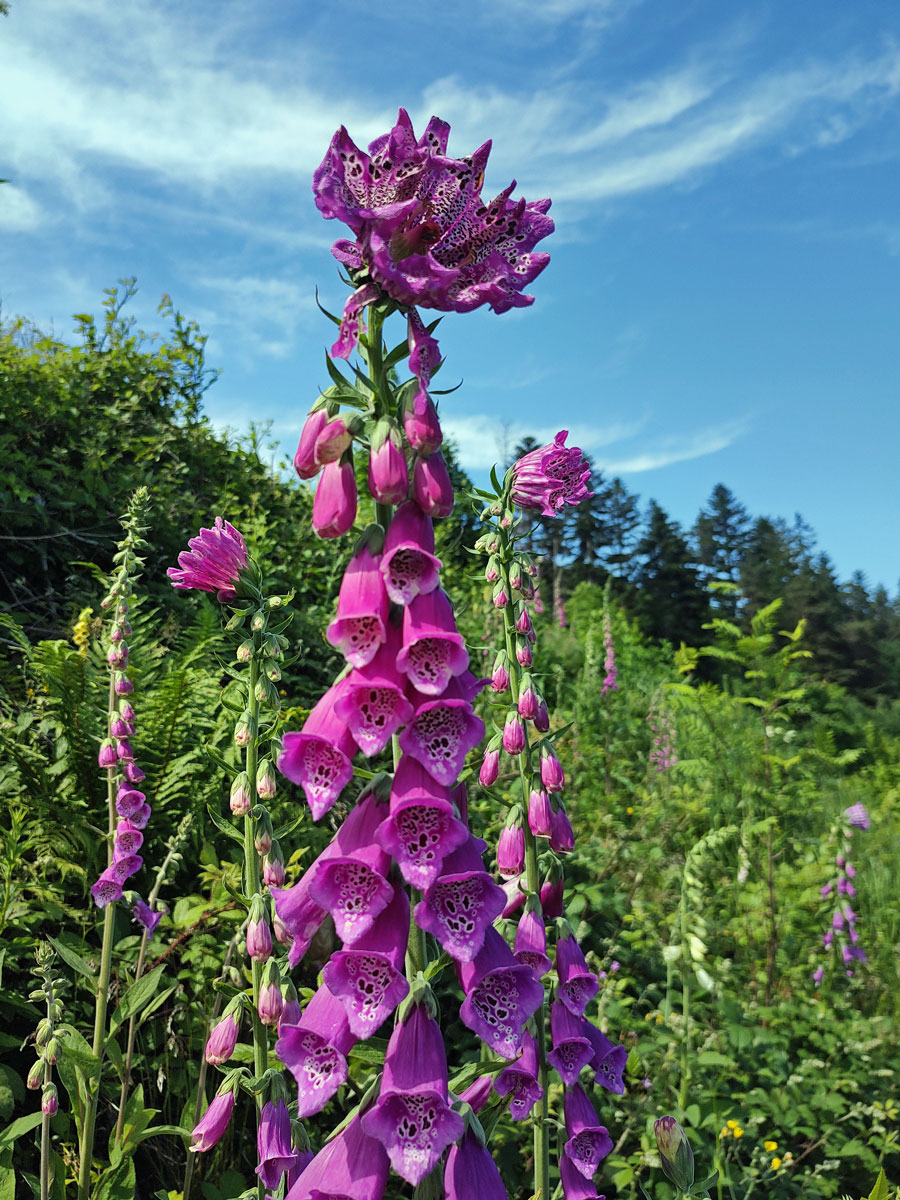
[368, 419, 410, 505]
[256, 1098, 299, 1190]
[510, 432, 592, 518]
[190, 1086, 236, 1153]
[563, 1084, 613, 1179]
[583, 1022, 627, 1094]
[205, 1009, 241, 1066]
[379, 500, 442, 606]
[527, 786, 552, 838]
[844, 803, 870, 830]
[396, 588, 469, 695]
[497, 811, 526, 878]
[284, 1115, 389, 1200]
[322, 884, 411, 1038]
[90, 867, 124, 909]
[376, 756, 469, 890]
[333, 632, 414, 758]
[306, 797, 394, 945]
[547, 1001, 594, 1086]
[413, 452, 454, 518]
[398, 693, 485, 787]
[312, 455, 358, 539]
[540, 743, 566, 792]
[132, 897, 161, 937]
[550, 803, 575, 855]
[277, 682, 357, 819]
[514, 899, 551, 980]
[326, 533, 390, 669]
[559, 1152, 601, 1200]
[360, 995, 464, 1185]
[415, 835, 506, 962]
[445, 1124, 509, 1200]
[276, 985, 357, 1117]
[458, 926, 544, 1058]
[495, 1027, 543, 1121]
[294, 408, 329, 480]
[167, 517, 248, 601]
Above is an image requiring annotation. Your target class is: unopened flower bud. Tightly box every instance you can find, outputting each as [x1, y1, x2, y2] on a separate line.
[257, 960, 284, 1027]
[41, 1083, 58, 1116]
[497, 809, 526, 878]
[27, 1060, 44, 1090]
[528, 786, 552, 838]
[515, 636, 532, 667]
[262, 840, 285, 887]
[278, 979, 302, 1029]
[508, 559, 524, 592]
[98, 739, 118, 769]
[484, 555, 501, 584]
[515, 605, 533, 637]
[230, 772, 252, 815]
[251, 611, 266, 633]
[234, 711, 254, 747]
[518, 672, 539, 721]
[110, 625, 124, 643]
[205, 1009, 240, 1065]
[119, 701, 136, 724]
[491, 650, 510, 694]
[114, 673, 134, 696]
[492, 581, 509, 609]
[265, 661, 282, 682]
[236, 639, 254, 663]
[540, 743, 565, 792]
[479, 744, 500, 787]
[503, 711, 526, 756]
[246, 896, 272, 962]
[256, 758, 277, 800]
[654, 1116, 695, 1193]
[44, 1037, 61, 1065]
[254, 811, 274, 855]
[534, 699, 550, 733]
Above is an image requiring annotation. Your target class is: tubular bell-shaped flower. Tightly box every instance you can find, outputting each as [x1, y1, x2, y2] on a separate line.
[360, 994, 464, 1185]
[277, 682, 357, 819]
[458, 926, 544, 1059]
[277, 985, 357, 1118]
[376, 756, 469, 890]
[555, 928, 599, 1016]
[312, 454, 358, 539]
[326, 533, 390, 668]
[284, 1114, 389, 1200]
[167, 517, 249, 600]
[510, 431, 592, 518]
[514, 897, 551, 980]
[379, 500, 442, 606]
[398, 693, 485, 787]
[495, 1027, 543, 1121]
[415, 835, 506, 962]
[562, 1084, 613, 1179]
[547, 1000, 594, 1086]
[445, 1123, 509, 1200]
[333, 630, 414, 758]
[396, 588, 469, 695]
[256, 1098, 299, 1190]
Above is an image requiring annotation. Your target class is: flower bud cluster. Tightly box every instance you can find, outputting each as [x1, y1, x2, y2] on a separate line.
[28, 943, 64, 1118]
[814, 805, 870, 986]
[91, 490, 157, 910]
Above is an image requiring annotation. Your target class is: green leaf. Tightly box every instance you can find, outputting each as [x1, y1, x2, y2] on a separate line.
[47, 937, 97, 991]
[0, 1065, 23, 1121]
[0, 1111, 42, 1148]
[206, 803, 244, 845]
[109, 964, 168, 1035]
[867, 1169, 889, 1200]
[94, 1156, 136, 1200]
[133, 1124, 192, 1144]
[347, 1040, 387, 1066]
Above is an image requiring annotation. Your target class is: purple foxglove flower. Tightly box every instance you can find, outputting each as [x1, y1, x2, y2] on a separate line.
[515, 903, 551, 979]
[112, 853, 142, 882]
[583, 1022, 627, 1094]
[491, 649, 510, 693]
[279, 980, 303, 1030]
[114, 819, 143, 858]
[333, 633, 414, 758]
[547, 1001, 593, 1086]
[205, 1010, 240, 1065]
[90, 867, 123, 908]
[326, 536, 389, 669]
[515, 606, 533, 637]
[511, 431, 592, 518]
[844, 803, 870, 830]
[820, 881, 833, 898]
[110, 716, 130, 738]
[406, 308, 441, 414]
[368, 421, 410, 505]
[516, 636, 533, 667]
[308, 840, 393, 947]
[114, 673, 134, 695]
[41, 1084, 58, 1116]
[115, 737, 135, 762]
[377, 756, 468, 890]
[190, 1087, 235, 1153]
[278, 682, 356, 819]
[398, 694, 485, 788]
[534, 699, 550, 732]
[845, 861, 856, 878]
[518, 674, 539, 721]
[502, 711, 526, 756]
[323, 884, 410, 1037]
[492, 582, 509, 609]
[294, 408, 329, 480]
[550, 803, 575, 855]
[838, 877, 856, 897]
[502, 874, 527, 918]
[123, 761, 145, 784]
[563, 1084, 613, 1179]
[128, 801, 151, 829]
[246, 914, 272, 963]
[361, 996, 464, 1186]
[497, 815, 526, 878]
[313, 455, 358, 539]
[107, 642, 128, 668]
[379, 500, 442, 606]
[458, 926, 544, 1058]
[277, 985, 356, 1117]
[316, 109, 552, 351]
[314, 415, 353, 466]
[119, 701, 136, 723]
[263, 846, 286, 888]
[403, 388, 443, 456]
[413, 451, 454, 518]
[396, 588, 469, 695]
[132, 897, 161, 936]
[556, 930, 599, 1016]
[479, 744, 501, 787]
[560, 1152, 601, 1200]
[98, 739, 117, 769]
[458, 1075, 495, 1114]
[258, 963, 284, 1027]
[256, 1098, 297, 1190]
[283, 1114, 388, 1200]
[495, 1027, 543, 1120]
[485, 555, 501, 583]
[168, 517, 248, 601]
[541, 867, 565, 919]
[540, 743, 565, 792]
[528, 786, 553, 838]
[812, 965, 824, 987]
[444, 1126, 509, 1200]
[415, 835, 506, 962]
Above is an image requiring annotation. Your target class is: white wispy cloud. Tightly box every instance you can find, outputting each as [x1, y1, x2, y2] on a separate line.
[0, 184, 43, 232]
[441, 413, 649, 471]
[595, 419, 748, 474]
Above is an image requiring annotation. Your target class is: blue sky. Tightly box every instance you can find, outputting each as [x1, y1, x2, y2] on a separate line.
[2, 0, 899, 589]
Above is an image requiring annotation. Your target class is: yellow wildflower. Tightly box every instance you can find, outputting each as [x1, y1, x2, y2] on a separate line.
[726, 1120, 739, 1129]
[733, 1126, 744, 1139]
[771, 1158, 782, 1170]
[764, 1141, 778, 1152]
[626, 806, 634, 814]
[72, 606, 93, 654]
[719, 1126, 731, 1139]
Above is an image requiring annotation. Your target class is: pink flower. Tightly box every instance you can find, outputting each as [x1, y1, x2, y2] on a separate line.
[167, 517, 248, 601]
[190, 1088, 235, 1153]
[413, 452, 454, 518]
[326, 535, 390, 669]
[511, 431, 592, 518]
[294, 408, 329, 479]
[312, 456, 358, 538]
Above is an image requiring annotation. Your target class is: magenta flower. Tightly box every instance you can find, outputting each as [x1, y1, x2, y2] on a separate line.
[314, 108, 553, 392]
[283, 1115, 389, 1200]
[293, 408, 329, 479]
[541, 869, 565, 918]
[98, 739, 117, 769]
[413, 452, 454, 518]
[277, 985, 357, 1117]
[560, 1152, 602, 1200]
[205, 1010, 240, 1066]
[497, 814, 526, 878]
[510, 431, 592, 518]
[415, 835, 506, 962]
[563, 1084, 613, 1179]
[491, 649, 511, 693]
[312, 456, 358, 539]
[550, 803, 575, 855]
[114, 819, 143, 858]
[495, 1028, 543, 1121]
[333, 634, 414, 758]
[90, 867, 123, 908]
[458, 926, 544, 1058]
[361, 996, 464, 1185]
[583, 1023, 627, 1094]
[444, 1126, 509, 1200]
[258, 969, 285, 1028]
[514, 903, 551, 980]
[844, 803, 870, 830]
[131, 897, 161, 936]
[379, 500, 442, 606]
[528, 786, 552, 838]
[326, 537, 389, 669]
[479, 743, 501, 787]
[368, 421, 410, 505]
[190, 1087, 235, 1153]
[314, 415, 353, 466]
[403, 387, 443, 456]
[396, 588, 469, 695]
[256, 1098, 297, 1190]
[398, 694, 485, 787]
[503, 711, 526, 755]
[376, 756, 468, 889]
[540, 743, 566, 792]
[246, 913, 272, 963]
[167, 517, 248, 601]
[547, 1001, 593, 1086]
[556, 931, 599, 1016]
[322, 884, 410, 1037]
[277, 683, 357, 819]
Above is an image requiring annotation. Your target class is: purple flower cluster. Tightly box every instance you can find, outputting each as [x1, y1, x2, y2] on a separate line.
[167, 517, 249, 601]
[600, 612, 618, 697]
[511, 431, 593, 520]
[814, 805, 870, 986]
[648, 706, 677, 773]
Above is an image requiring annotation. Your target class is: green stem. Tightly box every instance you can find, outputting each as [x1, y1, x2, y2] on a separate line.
[40, 971, 56, 1200]
[77, 675, 119, 1200]
[678, 885, 691, 1112]
[498, 526, 550, 1200]
[244, 651, 268, 1200]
